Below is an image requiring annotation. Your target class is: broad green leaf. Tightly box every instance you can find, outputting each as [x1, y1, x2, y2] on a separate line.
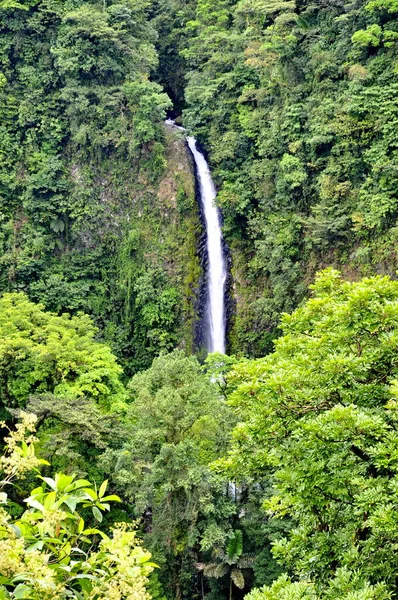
[43, 490, 56, 510]
[92, 506, 103, 522]
[55, 473, 75, 491]
[13, 584, 31, 599]
[77, 517, 85, 533]
[24, 497, 44, 511]
[98, 479, 108, 498]
[38, 476, 57, 490]
[101, 494, 121, 503]
[83, 488, 97, 501]
[66, 479, 91, 492]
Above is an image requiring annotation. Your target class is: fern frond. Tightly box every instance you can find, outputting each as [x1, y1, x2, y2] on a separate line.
[237, 553, 256, 569]
[203, 563, 229, 579]
[231, 568, 245, 589]
[226, 530, 243, 562]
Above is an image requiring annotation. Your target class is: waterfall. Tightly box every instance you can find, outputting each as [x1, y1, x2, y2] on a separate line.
[165, 119, 227, 354]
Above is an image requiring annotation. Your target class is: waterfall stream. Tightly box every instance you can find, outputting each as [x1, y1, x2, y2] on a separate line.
[166, 119, 227, 354]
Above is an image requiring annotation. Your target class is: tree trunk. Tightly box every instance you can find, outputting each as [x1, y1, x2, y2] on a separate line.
[176, 581, 182, 600]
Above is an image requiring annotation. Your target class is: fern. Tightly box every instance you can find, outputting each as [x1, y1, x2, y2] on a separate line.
[231, 568, 245, 589]
[226, 530, 243, 562]
[238, 553, 256, 569]
[203, 563, 229, 579]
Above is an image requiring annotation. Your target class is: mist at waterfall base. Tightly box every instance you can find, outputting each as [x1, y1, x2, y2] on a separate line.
[165, 119, 227, 354]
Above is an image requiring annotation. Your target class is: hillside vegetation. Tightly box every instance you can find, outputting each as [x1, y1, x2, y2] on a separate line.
[180, 0, 398, 354]
[1, 0, 398, 599]
[0, 0, 200, 374]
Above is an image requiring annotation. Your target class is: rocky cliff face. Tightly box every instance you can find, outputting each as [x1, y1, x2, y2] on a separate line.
[1, 119, 200, 374]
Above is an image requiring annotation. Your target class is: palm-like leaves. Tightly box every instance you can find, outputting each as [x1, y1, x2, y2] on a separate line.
[198, 530, 254, 599]
[230, 568, 245, 589]
[203, 563, 229, 579]
[237, 554, 256, 569]
[226, 529, 243, 563]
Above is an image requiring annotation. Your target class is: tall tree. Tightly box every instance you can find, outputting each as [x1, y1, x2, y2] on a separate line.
[0, 293, 126, 414]
[102, 350, 237, 599]
[224, 270, 398, 597]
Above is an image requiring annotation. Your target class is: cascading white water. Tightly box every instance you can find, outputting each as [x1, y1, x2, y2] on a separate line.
[165, 119, 227, 353]
[186, 137, 227, 354]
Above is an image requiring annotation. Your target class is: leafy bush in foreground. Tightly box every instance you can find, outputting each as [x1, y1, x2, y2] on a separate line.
[0, 412, 154, 599]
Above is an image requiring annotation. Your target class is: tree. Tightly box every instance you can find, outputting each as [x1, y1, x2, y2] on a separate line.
[224, 270, 398, 597]
[25, 393, 127, 479]
[0, 412, 155, 599]
[198, 529, 254, 599]
[0, 293, 126, 414]
[245, 571, 390, 600]
[102, 350, 236, 599]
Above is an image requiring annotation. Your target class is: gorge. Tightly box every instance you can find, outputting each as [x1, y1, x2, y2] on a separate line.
[187, 135, 227, 354]
[1, 0, 398, 599]
[166, 119, 227, 354]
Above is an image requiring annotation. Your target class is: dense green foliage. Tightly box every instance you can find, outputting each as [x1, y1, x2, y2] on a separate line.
[3, 0, 398, 357]
[0, 413, 155, 600]
[5, 272, 398, 598]
[2, 0, 398, 597]
[0, 293, 125, 413]
[0, 292, 280, 599]
[101, 351, 239, 599]
[4, 269, 398, 598]
[0, 0, 201, 374]
[181, 0, 398, 354]
[199, 529, 255, 599]
[224, 270, 398, 598]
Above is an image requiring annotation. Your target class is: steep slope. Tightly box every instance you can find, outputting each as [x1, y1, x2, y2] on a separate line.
[0, 0, 200, 373]
[181, 0, 398, 356]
